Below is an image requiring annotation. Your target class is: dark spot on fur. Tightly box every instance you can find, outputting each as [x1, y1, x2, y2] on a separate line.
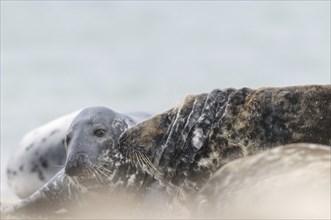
[39, 157, 49, 168]
[42, 138, 46, 142]
[26, 144, 34, 151]
[19, 165, 24, 171]
[7, 169, 14, 180]
[50, 129, 59, 136]
[12, 171, 17, 176]
[35, 151, 39, 156]
[31, 163, 45, 181]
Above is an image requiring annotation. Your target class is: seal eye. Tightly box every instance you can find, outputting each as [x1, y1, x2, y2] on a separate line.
[65, 135, 71, 144]
[64, 135, 71, 151]
[94, 129, 106, 137]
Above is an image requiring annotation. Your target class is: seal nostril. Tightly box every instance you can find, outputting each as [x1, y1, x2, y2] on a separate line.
[65, 154, 89, 176]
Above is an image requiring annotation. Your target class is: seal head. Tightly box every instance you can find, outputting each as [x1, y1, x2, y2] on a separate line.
[64, 106, 133, 184]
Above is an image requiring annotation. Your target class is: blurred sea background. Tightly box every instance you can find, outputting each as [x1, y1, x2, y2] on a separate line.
[1, 1, 330, 200]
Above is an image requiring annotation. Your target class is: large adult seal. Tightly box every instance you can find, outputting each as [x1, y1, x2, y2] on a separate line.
[119, 85, 331, 201]
[2, 85, 331, 218]
[192, 143, 331, 219]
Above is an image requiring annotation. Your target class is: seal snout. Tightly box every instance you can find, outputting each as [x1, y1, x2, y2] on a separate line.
[65, 153, 91, 177]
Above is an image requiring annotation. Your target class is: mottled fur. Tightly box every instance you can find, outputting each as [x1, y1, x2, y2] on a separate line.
[119, 85, 331, 199]
[2, 85, 330, 218]
[1, 107, 150, 217]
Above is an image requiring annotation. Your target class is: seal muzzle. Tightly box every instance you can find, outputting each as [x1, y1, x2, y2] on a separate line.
[65, 153, 90, 176]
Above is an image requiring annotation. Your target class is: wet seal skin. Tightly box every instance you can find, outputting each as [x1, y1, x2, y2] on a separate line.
[119, 85, 331, 201]
[192, 143, 331, 219]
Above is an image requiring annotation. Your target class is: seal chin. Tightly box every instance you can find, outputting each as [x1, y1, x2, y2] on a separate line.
[77, 171, 99, 187]
[78, 172, 96, 181]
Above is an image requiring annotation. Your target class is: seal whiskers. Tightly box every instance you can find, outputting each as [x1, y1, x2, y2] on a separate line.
[138, 152, 163, 179]
[119, 85, 331, 199]
[95, 166, 111, 181]
[95, 168, 107, 182]
[2, 106, 151, 217]
[90, 164, 105, 183]
[135, 152, 144, 170]
[93, 169, 103, 183]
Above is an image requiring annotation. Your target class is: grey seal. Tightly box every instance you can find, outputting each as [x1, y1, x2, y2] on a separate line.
[6, 111, 81, 199]
[119, 85, 331, 200]
[2, 106, 153, 218]
[2, 85, 330, 218]
[192, 143, 331, 219]
[6, 108, 150, 199]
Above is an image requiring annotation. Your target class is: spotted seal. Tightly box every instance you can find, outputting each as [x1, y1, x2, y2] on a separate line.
[6, 111, 81, 199]
[119, 85, 331, 201]
[2, 106, 153, 217]
[6, 108, 150, 200]
[192, 143, 331, 219]
[2, 85, 331, 218]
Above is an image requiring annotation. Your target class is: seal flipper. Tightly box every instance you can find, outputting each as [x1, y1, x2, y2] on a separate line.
[1, 169, 80, 217]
